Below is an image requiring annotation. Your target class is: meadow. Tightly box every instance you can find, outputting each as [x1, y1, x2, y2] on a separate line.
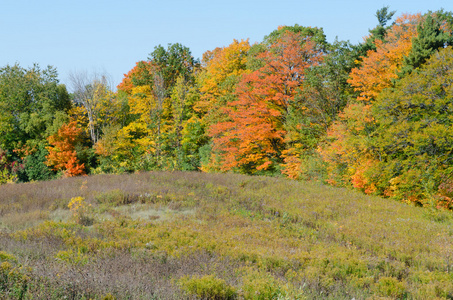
[1, 171, 453, 299]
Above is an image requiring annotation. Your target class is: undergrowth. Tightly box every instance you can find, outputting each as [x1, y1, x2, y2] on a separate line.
[1, 171, 453, 299]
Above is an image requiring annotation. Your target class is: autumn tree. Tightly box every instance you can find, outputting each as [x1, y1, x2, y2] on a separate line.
[400, 10, 453, 76]
[209, 27, 325, 175]
[0, 149, 19, 184]
[97, 44, 200, 171]
[117, 61, 153, 94]
[349, 13, 420, 103]
[197, 39, 250, 117]
[46, 121, 85, 177]
[196, 39, 251, 171]
[318, 13, 421, 190]
[320, 10, 453, 201]
[370, 46, 453, 206]
[69, 71, 118, 145]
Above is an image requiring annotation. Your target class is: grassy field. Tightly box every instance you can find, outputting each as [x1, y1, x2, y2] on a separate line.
[1, 171, 453, 299]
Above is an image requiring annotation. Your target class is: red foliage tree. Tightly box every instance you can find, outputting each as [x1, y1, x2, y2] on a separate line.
[209, 30, 324, 174]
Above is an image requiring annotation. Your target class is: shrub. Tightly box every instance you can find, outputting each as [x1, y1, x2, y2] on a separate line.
[68, 196, 93, 225]
[0, 251, 17, 263]
[0, 261, 30, 299]
[55, 249, 89, 266]
[240, 269, 283, 300]
[23, 145, 55, 182]
[179, 274, 237, 299]
[377, 276, 406, 298]
[95, 189, 129, 206]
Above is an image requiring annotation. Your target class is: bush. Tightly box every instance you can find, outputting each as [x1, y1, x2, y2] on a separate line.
[377, 276, 406, 298]
[23, 145, 55, 182]
[179, 274, 237, 299]
[240, 269, 283, 300]
[68, 196, 93, 225]
[0, 251, 17, 263]
[0, 261, 30, 299]
[95, 189, 129, 206]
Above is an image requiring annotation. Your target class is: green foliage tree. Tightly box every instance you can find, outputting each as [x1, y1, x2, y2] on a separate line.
[148, 43, 199, 94]
[293, 39, 357, 179]
[264, 24, 327, 47]
[96, 43, 201, 172]
[0, 64, 71, 152]
[146, 44, 200, 169]
[371, 46, 453, 206]
[165, 75, 207, 170]
[23, 145, 55, 181]
[358, 6, 397, 56]
[0, 64, 70, 182]
[400, 10, 453, 76]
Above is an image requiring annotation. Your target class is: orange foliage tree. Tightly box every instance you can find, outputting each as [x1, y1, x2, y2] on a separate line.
[209, 29, 324, 175]
[117, 61, 153, 94]
[46, 121, 85, 177]
[196, 39, 251, 171]
[319, 13, 421, 192]
[348, 13, 421, 103]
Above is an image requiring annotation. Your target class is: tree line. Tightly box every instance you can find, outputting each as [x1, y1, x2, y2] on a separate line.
[1, 7, 452, 208]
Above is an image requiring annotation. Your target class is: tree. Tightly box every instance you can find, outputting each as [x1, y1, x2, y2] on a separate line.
[210, 28, 325, 175]
[148, 43, 199, 94]
[196, 39, 251, 171]
[0, 64, 71, 152]
[69, 71, 116, 145]
[376, 6, 397, 27]
[46, 121, 85, 177]
[319, 13, 420, 190]
[288, 39, 356, 180]
[358, 6, 397, 55]
[0, 149, 19, 184]
[0, 64, 70, 182]
[23, 145, 54, 181]
[117, 61, 153, 94]
[371, 46, 453, 205]
[320, 11, 453, 202]
[100, 43, 200, 171]
[400, 10, 453, 76]
[164, 75, 207, 170]
[95, 122, 154, 173]
[348, 13, 420, 103]
[197, 39, 251, 118]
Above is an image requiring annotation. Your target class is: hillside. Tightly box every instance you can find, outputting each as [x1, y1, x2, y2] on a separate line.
[1, 171, 453, 299]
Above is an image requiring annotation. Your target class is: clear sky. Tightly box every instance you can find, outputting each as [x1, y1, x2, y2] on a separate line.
[1, 0, 452, 89]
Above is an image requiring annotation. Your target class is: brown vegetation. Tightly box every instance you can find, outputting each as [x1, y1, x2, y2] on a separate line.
[1, 171, 453, 299]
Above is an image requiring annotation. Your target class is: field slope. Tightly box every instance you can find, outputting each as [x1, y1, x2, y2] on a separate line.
[1, 171, 453, 299]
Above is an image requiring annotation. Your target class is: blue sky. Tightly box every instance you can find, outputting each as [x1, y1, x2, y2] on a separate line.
[1, 0, 452, 88]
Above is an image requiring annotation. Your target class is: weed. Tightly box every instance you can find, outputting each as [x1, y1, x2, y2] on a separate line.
[68, 197, 94, 226]
[1, 171, 453, 298]
[179, 274, 237, 299]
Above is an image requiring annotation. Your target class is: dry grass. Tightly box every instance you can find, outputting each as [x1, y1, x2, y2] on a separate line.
[1, 171, 453, 299]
